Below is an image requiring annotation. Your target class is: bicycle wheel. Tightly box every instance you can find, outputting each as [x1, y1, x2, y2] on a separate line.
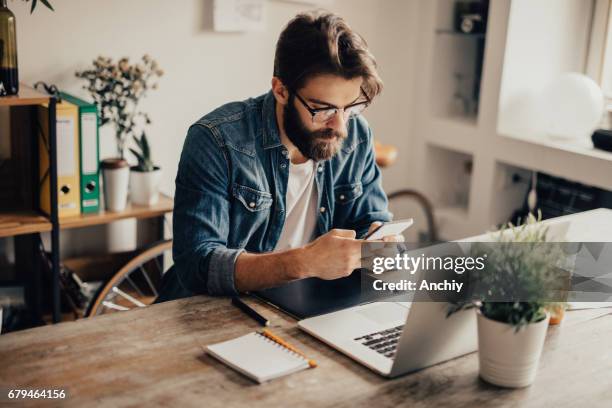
[87, 240, 173, 317]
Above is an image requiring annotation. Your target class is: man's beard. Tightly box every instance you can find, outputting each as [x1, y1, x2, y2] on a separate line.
[282, 95, 347, 161]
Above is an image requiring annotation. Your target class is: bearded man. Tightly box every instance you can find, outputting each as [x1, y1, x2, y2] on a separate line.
[157, 11, 401, 300]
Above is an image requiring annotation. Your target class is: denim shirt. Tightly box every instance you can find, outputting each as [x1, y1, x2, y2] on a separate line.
[158, 90, 391, 301]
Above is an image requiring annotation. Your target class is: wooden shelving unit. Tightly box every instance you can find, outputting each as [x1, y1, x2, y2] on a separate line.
[0, 212, 52, 238]
[0, 84, 58, 324]
[0, 85, 51, 107]
[60, 194, 173, 230]
[435, 29, 486, 39]
[1, 84, 173, 325]
[411, 0, 608, 240]
[40, 251, 138, 323]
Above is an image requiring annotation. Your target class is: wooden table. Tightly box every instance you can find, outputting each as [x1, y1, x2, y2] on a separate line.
[1, 295, 611, 407]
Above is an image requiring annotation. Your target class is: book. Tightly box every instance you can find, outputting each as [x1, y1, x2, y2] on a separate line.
[38, 99, 81, 218]
[206, 332, 311, 383]
[59, 92, 100, 214]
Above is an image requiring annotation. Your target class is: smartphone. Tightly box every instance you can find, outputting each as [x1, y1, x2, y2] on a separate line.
[364, 218, 414, 241]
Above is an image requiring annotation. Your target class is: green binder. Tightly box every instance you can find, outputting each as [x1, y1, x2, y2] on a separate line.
[59, 92, 100, 214]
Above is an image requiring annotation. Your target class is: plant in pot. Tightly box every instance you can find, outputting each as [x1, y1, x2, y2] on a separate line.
[75, 55, 163, 212]
[129, 131, 161, 206]
[449, 212, 570, 388]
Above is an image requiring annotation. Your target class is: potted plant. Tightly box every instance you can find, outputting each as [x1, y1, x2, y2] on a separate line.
[129, 132, 161, 206]
[450, 212, 570, 388]
[75, 55, 163, 211]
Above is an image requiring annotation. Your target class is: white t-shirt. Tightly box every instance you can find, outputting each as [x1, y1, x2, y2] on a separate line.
[274, 160, 318, 251]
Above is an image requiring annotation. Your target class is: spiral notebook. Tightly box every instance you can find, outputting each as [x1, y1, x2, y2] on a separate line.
[206, 332, 311, 383]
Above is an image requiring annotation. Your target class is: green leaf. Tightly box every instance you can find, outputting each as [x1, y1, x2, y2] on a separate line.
[30, 0, 38, 13]
[39, 0, 54, 11]
[141, 132, 150, 160]
[129, 148, 143, 163]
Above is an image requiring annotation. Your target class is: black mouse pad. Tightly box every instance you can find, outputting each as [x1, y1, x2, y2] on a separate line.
[252, 269, 400, 320]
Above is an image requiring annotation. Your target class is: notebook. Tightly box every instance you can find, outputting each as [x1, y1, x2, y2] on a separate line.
[206, 332, 311, 383]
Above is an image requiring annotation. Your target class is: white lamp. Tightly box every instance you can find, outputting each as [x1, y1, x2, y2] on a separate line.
[541, 73, 605, 140]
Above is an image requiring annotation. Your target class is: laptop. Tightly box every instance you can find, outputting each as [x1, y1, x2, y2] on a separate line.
[297, 219, 572, 377]
[298, 299, 476, 377]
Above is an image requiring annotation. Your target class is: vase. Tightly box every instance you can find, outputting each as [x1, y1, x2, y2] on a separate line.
[129, 166, 162, 206]
[548, 307, 565, 325]
[101, 158, 129, 212]
[0, 0, 19, 96]
[477, 310, 550, 388]
[541, 73, 604, 140]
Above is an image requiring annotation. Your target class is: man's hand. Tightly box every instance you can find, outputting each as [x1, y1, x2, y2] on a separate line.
[292, 229, 362, 280]
[235, 222, 404, 293]
[366, 221, 405, 242]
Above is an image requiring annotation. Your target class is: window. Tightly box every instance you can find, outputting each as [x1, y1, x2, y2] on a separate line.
[586, 0, 612, 108]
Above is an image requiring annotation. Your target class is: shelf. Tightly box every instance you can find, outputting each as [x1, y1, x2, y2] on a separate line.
[424, 117, 478, 155]
[489, 162, 531, 228]
[430, 26, 485, 124]
[60, 194, 173, 230]
[62, 252, 137, 282]
[495, 133, 612, 192]
[438, 113, 478, 127]
[435, 29, 486, 39]
[502, 133, 612, 163]
[0, 211, 52, 238]
[0, 84, 51, 107]
[423, 145, 473, 229]
[0, 284, 25, 308]
[0, 197, 173, 236]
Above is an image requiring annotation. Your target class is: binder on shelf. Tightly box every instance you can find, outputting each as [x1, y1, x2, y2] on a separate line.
[59, 92, 100, 214]
[38, 99, 81, 218]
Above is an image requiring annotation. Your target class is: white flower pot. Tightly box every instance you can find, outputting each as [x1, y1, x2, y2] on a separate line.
[129, 167, 162, 206]
[477, 310, 550, 388]
[101, 159, 130, 212]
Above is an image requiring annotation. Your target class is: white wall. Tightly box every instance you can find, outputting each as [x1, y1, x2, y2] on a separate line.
[496, 0, 592, 138]
[7, 0, 419, 256]
[11, 0, 419, 195]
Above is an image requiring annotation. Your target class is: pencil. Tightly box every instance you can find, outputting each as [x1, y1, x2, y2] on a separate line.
[260, 329, 318, 368]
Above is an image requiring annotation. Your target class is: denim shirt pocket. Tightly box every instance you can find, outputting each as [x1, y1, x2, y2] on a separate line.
[334, 182, 363, 205]
[232, 183, 273, 212]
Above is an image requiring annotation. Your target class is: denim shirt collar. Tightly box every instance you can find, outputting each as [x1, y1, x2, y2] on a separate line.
[262, 91, 284, 150]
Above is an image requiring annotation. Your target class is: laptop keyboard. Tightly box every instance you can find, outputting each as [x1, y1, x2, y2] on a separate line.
[354, 325, 403, 359]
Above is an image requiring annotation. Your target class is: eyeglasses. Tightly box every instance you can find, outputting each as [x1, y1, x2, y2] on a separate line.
[292, 90, 370, 123]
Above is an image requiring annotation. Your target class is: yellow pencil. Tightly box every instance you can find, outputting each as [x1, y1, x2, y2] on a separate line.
[260, 329, 318, 368]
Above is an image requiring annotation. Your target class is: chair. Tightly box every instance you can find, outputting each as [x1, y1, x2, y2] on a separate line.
[386, 189, 438, 245]
[87, 240, 173, 317]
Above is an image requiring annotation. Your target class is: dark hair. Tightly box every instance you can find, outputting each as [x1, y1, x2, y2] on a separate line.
[273, 11, 383, 100]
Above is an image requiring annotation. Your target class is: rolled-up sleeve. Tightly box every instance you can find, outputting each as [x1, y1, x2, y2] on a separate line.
[172, 124, 242, 296]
